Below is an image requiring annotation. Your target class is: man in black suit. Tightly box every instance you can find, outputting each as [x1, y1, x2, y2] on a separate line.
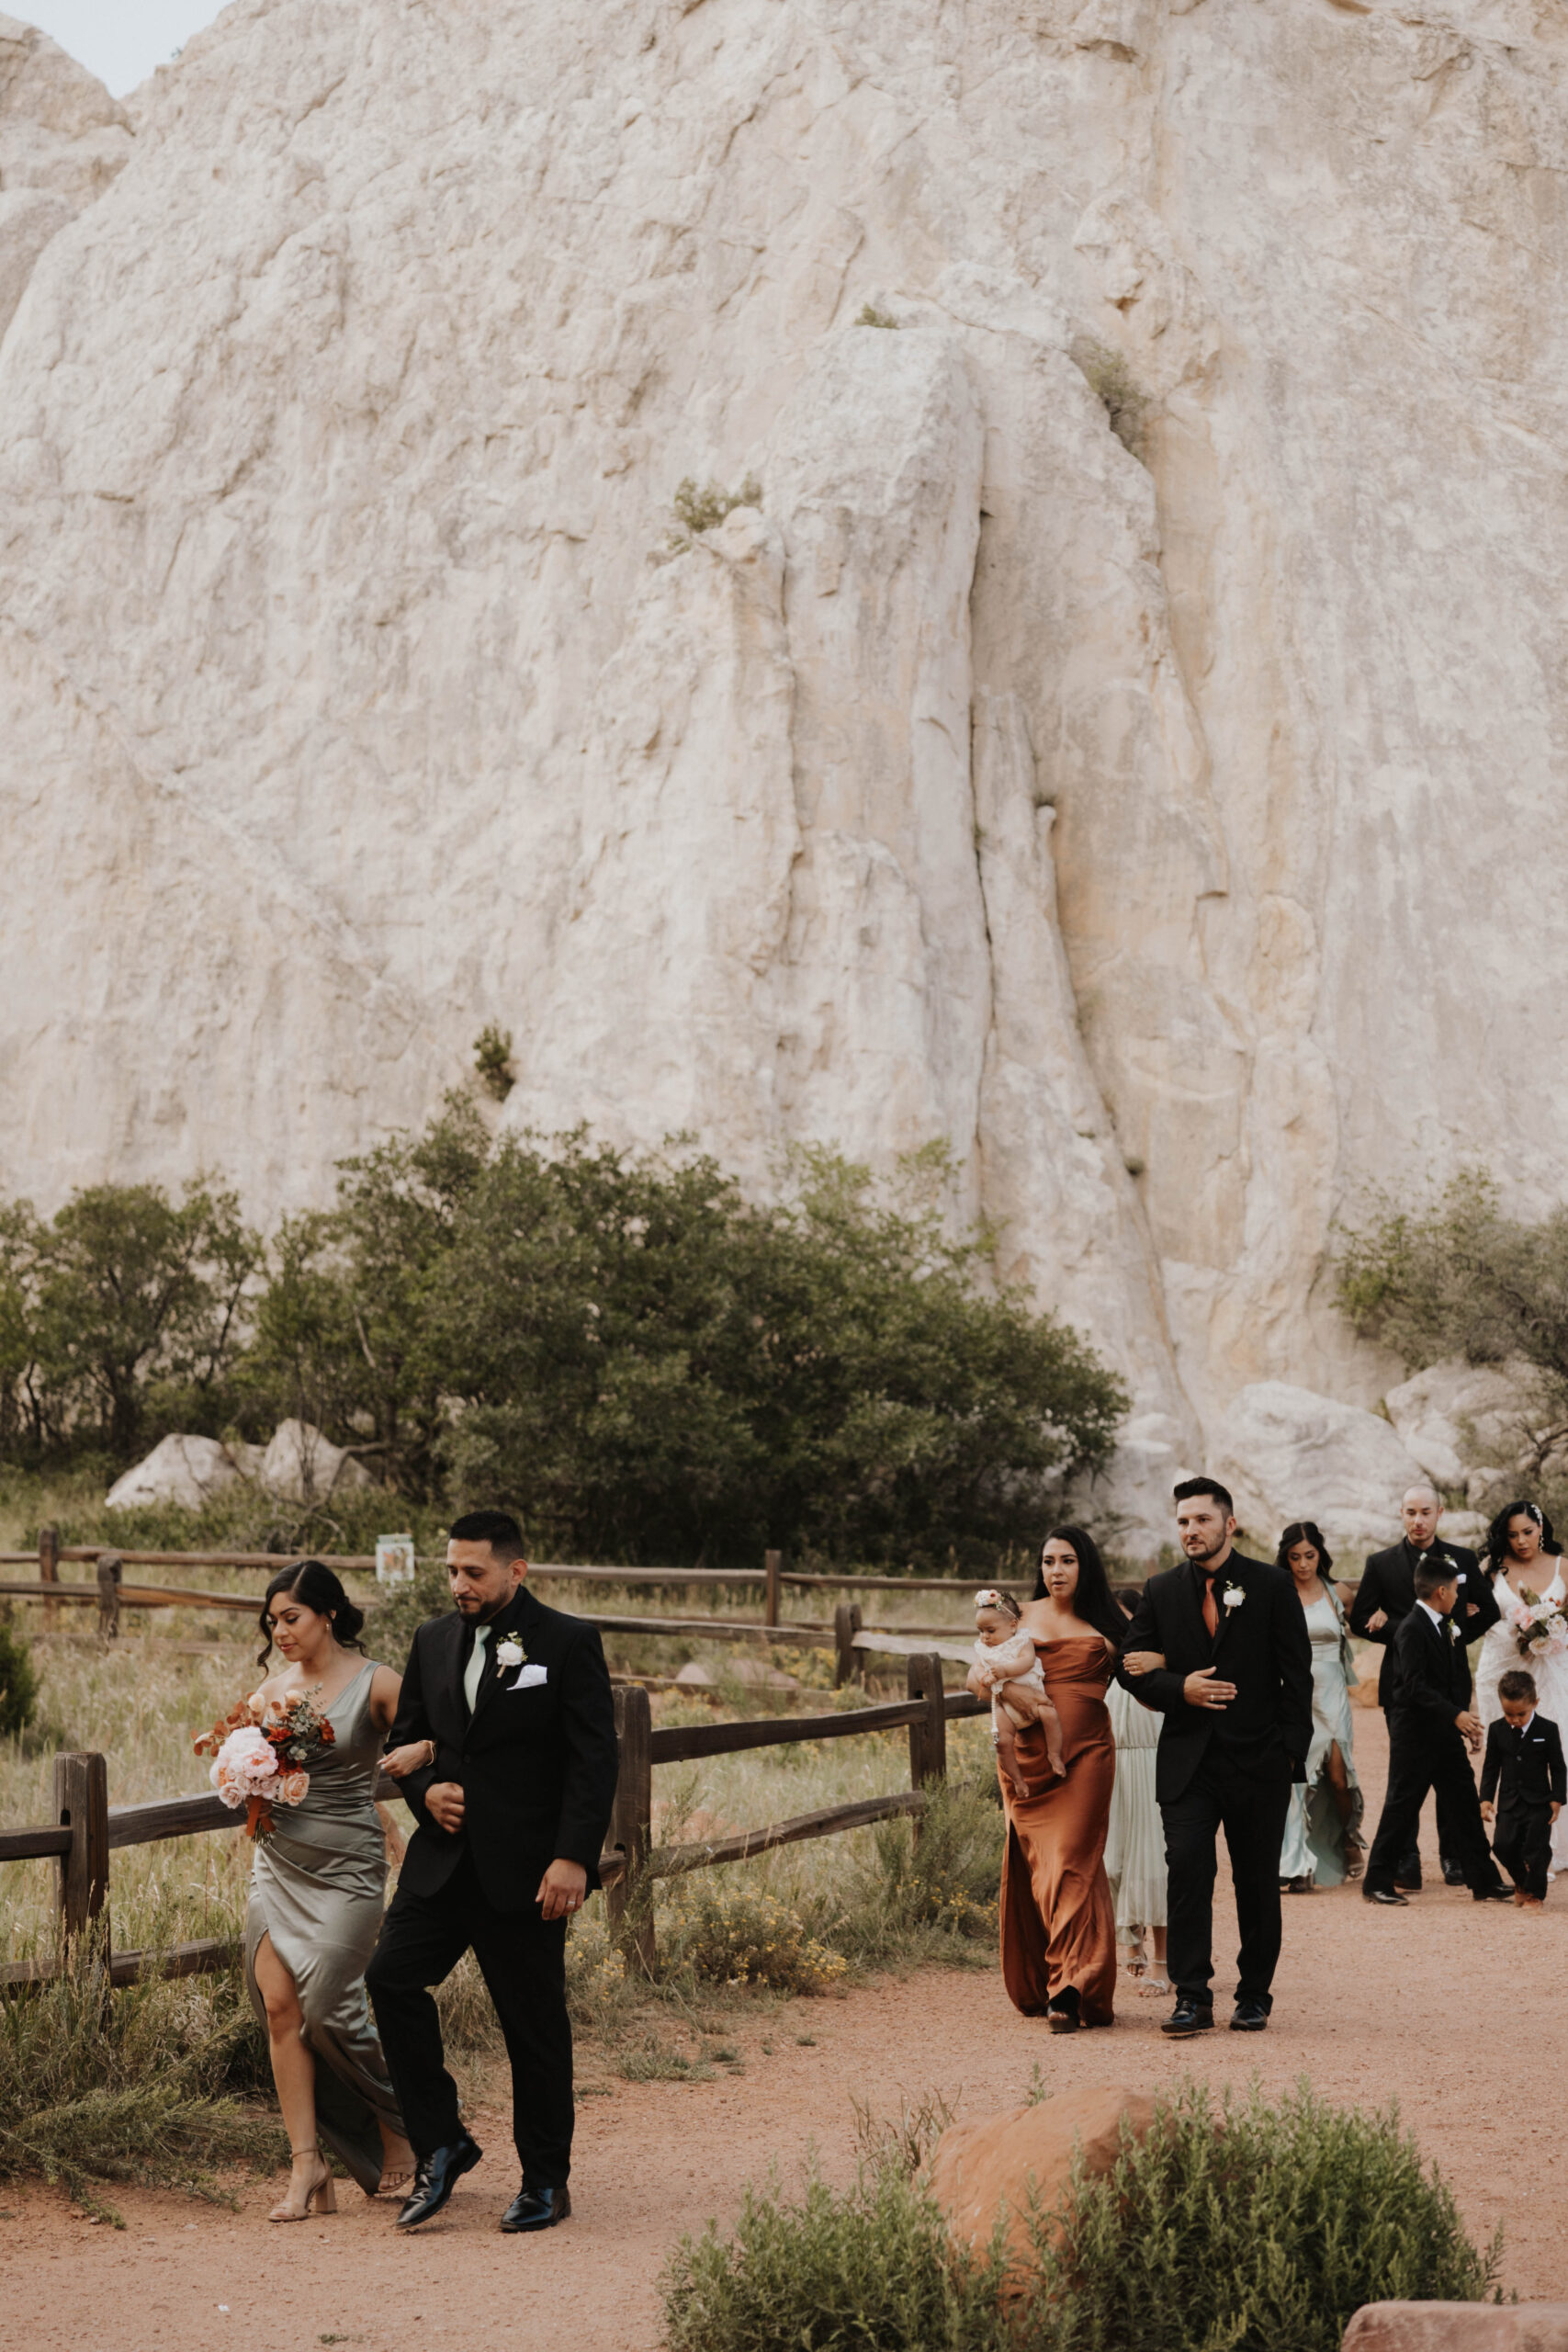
[367, 1510, 619, 2233]
[1117, 1476, 1313, 2038]
[1350, 1484, 1499, 1887]
[1479, 1667, 1566, 1905]
[1362, 1555, 1509, 1906]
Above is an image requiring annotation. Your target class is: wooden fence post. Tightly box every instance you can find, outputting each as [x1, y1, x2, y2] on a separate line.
[96, 1551, 122, 1640]
[53, 1749, 109, 1968]
[607, 1684, 656, 1976]
[39, 1521, 60, 1631]
[833, 1601, 863, 1688]
[763, 1549, 781, 1630]
[907, 1652, 947, 1791]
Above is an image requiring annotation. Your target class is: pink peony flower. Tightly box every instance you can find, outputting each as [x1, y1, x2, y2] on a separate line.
[277, 1770, 310, 1805]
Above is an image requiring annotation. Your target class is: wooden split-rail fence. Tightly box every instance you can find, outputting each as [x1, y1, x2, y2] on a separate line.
[0, 1662, 986, 1990]
[0, 1529, 1010, 1678]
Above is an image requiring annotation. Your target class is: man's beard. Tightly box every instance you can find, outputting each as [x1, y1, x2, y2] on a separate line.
[1183, 1531, 1229, 1566]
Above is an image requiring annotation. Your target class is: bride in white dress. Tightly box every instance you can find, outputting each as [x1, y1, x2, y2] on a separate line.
[1473, 1499, 1568, 1874]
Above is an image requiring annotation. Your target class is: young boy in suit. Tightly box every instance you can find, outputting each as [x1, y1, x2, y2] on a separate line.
[1480, 1668, 1566, 1907]
[1362, 1557, 1511, 1906]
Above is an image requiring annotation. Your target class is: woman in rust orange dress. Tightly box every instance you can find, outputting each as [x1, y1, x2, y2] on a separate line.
[975, 1526, 1126, 2031]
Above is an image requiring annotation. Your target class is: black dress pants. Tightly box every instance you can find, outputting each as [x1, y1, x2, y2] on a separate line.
[367, 1849, 574, 2186]
[1160, 1750, 1293, 2009]
[1492, 1800, 1551, 1900]
[1381, 1704, 1463, 1883]
[1364, 1718, 1502, 1898]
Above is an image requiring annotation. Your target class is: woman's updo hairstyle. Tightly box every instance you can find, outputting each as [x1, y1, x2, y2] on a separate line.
[1276, 1521, 1335, 1578]
[1486, 1498, 1560, 1572]
[256, 1558, 367, 1668]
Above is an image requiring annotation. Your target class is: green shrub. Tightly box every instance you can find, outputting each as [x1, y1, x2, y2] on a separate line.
[662, 2082, 1495, 2352]
[1021, 2079, 1498, 2352]
[473, 1023, 515, 1102]
[671, 1884, 848, 1993]
[0, 1619, 39, 1738]
[855, 301, 898, 328]
[666, 471, 762, 549]
[662, 2163, 1010, 2352]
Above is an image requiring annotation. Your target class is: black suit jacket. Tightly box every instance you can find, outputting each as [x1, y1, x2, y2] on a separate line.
[387, 1582, 619, 1915]
[1351, 1540, 1498, 1711]
[1385, 1602, 1473, 1744]
[1480, 1713, 1567, 1809]
[1115, 1551, 1314, 1804]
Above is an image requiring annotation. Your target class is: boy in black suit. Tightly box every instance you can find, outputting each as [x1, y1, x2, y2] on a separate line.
[1362, 1557, 1510, 1906]
[1480, 1668, 1566, 1906]
[1350, 1483, 1499, 1888]
[1117, 1476, 1313, 2038]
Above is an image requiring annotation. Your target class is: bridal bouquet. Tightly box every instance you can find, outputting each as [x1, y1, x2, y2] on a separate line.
[1506, 1588, 1568, 1665]
[194, 1690, 335, 1841]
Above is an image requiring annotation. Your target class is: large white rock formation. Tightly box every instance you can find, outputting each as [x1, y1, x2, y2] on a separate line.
[6, 0, 1568, 1543]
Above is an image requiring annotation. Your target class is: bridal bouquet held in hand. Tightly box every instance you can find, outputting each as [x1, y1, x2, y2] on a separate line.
[195, 1690, 335, 1840]
[1507, 1588, 1568, 1664]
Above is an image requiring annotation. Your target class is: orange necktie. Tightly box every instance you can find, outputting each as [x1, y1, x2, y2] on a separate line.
[1201, 1575, 1219, 1640]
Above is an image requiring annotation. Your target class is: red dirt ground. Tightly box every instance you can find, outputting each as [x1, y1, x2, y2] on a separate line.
[4, 1710, 1563, 2350]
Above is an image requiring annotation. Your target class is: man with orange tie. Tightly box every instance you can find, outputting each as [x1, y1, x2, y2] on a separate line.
[1116, 1478, 1313, 2039]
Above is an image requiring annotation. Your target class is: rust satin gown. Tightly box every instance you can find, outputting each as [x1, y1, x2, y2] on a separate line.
[998, 1634, 1118, 2023]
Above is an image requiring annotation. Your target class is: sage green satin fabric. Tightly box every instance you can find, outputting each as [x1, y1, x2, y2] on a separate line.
[243, 1659, 403, 2192]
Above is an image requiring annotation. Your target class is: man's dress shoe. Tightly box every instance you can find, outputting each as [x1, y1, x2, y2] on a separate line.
[1363, 1887, 1408, 1905]
[501, 2182, 572, 2233]
[1161, 1996, 1214, 2037]
[1472, 1883, 1514, 1902]
[1230, 1996, 1269, 2032]
[1441, 1859, 1469, 1887]
[395, 2133, 483, 2229]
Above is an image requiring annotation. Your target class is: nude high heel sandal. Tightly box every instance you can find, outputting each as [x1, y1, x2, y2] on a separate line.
[269, 2147, 338, 2222]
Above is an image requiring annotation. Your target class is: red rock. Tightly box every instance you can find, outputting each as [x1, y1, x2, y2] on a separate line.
[1343, 2307, 1568, 2352]
[926, 2086, 1156, 2290]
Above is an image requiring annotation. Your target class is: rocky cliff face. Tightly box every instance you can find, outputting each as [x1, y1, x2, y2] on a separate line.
[4, 0, 1566, 1530]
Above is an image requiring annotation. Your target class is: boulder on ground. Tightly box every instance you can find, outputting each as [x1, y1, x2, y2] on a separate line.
[259, 1418, 373, 1504]
[927, 2086, 1156, 2291]
[105, 1432, 259, 1511]
[1071, 1410, 1197, 1564]
[1343, 2304, 1568, 2352]
[1213, 1381, 1428, 1555]
[1382, 1359, 1538, 1492]
[673, 1660, 716, 1687]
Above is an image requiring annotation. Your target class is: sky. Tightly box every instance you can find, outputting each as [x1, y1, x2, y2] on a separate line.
[15, 2, 225, 96]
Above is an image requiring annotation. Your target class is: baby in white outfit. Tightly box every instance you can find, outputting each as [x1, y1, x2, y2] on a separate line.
[973, 1589, 1067, 1797]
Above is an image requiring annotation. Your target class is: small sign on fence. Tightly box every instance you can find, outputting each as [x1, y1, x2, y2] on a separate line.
[375, 1533, 416, 1585]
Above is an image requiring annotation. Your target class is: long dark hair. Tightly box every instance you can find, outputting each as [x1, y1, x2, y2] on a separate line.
[1276, 1521, 1335, 1579]
[1031, 1525, 1129, 1643]
[1486, 1498, 1561, 1573]
[256, 1558, 367, 1668]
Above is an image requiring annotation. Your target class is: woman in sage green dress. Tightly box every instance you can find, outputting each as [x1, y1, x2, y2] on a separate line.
[245, 1560, 414, 2221]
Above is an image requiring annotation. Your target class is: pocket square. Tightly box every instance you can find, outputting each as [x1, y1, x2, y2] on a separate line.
[508, 1661, 548, 1690]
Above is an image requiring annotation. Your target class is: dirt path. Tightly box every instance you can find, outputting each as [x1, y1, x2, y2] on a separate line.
[5, 1712, 1565, 2349]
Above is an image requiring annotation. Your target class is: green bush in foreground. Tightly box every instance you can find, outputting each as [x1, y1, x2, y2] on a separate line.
[663, 2164, 1010, 2352]
[661, 2081, 1497, 2352]
[1026, 2079, 1497, 2352]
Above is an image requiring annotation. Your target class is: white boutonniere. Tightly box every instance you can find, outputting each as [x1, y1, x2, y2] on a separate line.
[1222, 1582, 1245, 1611]
[495, 1636, 525, 1678]
[1446, 1617, 1461, 1643]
